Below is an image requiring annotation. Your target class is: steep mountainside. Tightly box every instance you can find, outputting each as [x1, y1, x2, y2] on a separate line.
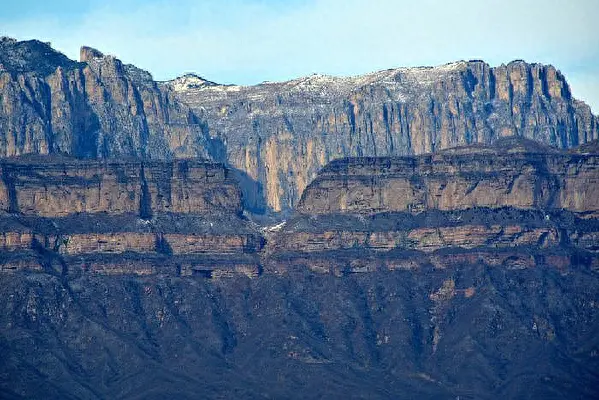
[1, 37, 598, 213]
[169, 61, 598, 212]
[1, 139, 598, 398]
[0, 157, 263, 277]
[0, 37, 212, 160]
[297, 137, 599, 216]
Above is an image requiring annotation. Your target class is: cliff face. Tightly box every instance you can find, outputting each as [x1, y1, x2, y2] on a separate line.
[270, 138, 598, 272]
[0, 157, 262, 277]
[0, 140, 598, 398]
[297, 137, 599, 215]
[1, 37, 598, 213]
[0, 38, 211, 160]
[3, 138, 596, 274]
[0, 157, 241, 216]
[171, 61, 599, 212]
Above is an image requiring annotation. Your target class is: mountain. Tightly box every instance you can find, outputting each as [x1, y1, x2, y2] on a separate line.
[1, 37, 598, 213]
[1, 138, 598, 399]
[0, 37, 213, 160]
[169, 60, 599, 213]
[1, 37, 599, 398]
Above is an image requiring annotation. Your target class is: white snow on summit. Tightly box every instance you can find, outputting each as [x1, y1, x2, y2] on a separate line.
[170, 73, 220, 92]
[169, 61, 470, 94]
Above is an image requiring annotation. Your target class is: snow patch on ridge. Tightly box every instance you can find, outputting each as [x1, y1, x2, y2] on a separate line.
[171, 73, 221, 92]
[169, 61, 470, 96]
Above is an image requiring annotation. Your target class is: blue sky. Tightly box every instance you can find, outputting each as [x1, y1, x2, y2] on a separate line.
[2, 0, 598, 112]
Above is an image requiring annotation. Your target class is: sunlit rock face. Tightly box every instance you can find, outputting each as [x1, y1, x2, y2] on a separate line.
[171, 60, 598, 212]
[0, 157, 241, 216]
[269, 137, 599, 274]
[0, 38, 211, 160]
[296, 137, 599, 216]
[1, 37, 597, 213]
[0, 157, 263, 276]
[1, 37, 599, 399]
[2, 137, 597, 275]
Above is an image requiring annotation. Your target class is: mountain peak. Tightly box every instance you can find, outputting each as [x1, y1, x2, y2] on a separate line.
[169, 73, 220, 91]
[80, 46, 105, 62]
[0, 38, 76, 75]
[0, 36, 18, 44]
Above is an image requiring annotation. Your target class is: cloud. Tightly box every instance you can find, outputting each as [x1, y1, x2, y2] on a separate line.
[3, 0, 598, 111]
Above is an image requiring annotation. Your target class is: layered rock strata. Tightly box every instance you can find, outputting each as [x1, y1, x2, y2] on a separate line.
[270, 138, 599, 274]
[1, 139, 598, 276]
[268, 211, 599, 275]
[0, 157, 241, 216]
[172, 62, 599, 212]
[2, 38, 598, 213]
[297, 138, 599, 215]
[0, 158, 263, 276]
[1, 140, 599, 399]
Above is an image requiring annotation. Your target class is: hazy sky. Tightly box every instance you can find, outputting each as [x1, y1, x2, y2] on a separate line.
[2, 0, 598, 112]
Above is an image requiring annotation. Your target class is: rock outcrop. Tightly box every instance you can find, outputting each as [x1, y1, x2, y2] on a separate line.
[5, 138, 597, 277]
[297, 137, 599, 215]
[270, 138, 599, 274]
[1, 38, 599, 399]
[1, 38, 598, 213]
[171, 61, 599, 212]
[0, 37, 211, 160]
[0, 157, 241, 216]
[0, 157, 263, 276]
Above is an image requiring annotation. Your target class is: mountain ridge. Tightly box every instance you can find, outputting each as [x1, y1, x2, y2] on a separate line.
[1, 37, 597, 215]
[0, 137, 598, 398]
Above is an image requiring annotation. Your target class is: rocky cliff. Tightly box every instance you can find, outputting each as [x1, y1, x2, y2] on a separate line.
[0, 156, 241, 216]
[0, 157, 263, 277]
[170, 60, 599, 212]
[0, 37, 212, 160]
[297, 137, 599, 215]
[270, 138, 599, 274]
[0, 140, 598, 398]
[1, 37, 598, 213]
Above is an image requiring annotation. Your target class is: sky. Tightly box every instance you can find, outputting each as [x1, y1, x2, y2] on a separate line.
[2, 0, 598, 112]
